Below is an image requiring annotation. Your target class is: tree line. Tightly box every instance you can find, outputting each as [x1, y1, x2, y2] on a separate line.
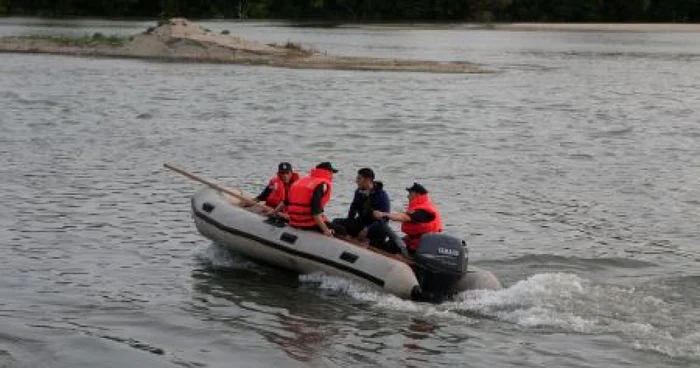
[1, 0, 699, 22]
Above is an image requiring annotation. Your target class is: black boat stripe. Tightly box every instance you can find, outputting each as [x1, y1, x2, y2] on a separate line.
[191, 200, 385, 287]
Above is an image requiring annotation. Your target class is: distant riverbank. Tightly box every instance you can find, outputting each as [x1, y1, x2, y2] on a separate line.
[494, 23, 700, 32]
[0, 18, 489, 74]
[3, 0, 699, 24]
[336, 22, 700, 32]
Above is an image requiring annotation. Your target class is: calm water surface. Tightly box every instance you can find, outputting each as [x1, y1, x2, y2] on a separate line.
[1, 18, 700, 368]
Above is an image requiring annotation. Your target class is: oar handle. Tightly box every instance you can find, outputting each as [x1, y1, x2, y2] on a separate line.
[163, 162, 274, 212]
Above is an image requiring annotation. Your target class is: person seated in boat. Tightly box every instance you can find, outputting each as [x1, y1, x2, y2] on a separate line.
[372, 182, 443, 254]
[272, 162, 338, 237]
[242, 162, 299, 211]
[331, 168, 391, 246]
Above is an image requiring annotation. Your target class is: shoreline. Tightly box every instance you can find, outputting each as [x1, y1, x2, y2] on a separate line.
[4, 18, 696, 72]
[0, 38, 490, 73]
[0, 18, 490, 74]
[3, 16, 699, 33]
[0, 44, 490, 74]
[336, 22, 700, 32]
[493, 23, 700, 33]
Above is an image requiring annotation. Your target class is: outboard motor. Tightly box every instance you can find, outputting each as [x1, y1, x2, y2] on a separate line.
[412, 234, 468, 303]
[371, 224, 468, 302]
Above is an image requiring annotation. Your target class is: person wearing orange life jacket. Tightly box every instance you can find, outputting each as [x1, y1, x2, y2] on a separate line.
[242, 162, 299, 210]
[273, 162, 338, 237]
[372, 182, 443, 252]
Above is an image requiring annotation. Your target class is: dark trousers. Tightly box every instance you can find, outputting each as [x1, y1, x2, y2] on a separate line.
[330, 217, 365, 237]
[331, 218, 401, 253]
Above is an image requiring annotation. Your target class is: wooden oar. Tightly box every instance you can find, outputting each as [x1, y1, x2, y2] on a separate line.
[163, 162, 276, 214]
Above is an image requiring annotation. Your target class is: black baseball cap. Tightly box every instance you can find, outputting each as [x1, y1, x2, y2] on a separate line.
[406, 182, 428, 194]
[316, 162, 338, 173]
[278, 162, 292, 173]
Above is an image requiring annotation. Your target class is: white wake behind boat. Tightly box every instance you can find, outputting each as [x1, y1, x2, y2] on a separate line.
[191, 187, 502, 301]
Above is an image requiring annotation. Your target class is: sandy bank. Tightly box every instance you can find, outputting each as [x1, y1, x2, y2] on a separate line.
[0, 18, 488, 74]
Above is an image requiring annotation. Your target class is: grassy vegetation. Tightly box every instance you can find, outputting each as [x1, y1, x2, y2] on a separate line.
[282, 41, 304, 51]
[19, 33, 130, 47]
[267, 40, 317, 55]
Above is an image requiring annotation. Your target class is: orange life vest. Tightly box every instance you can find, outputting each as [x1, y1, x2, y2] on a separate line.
[287, 168, 333, 228]
[264, 172, 300, 208]
[401, 193, 443, 250]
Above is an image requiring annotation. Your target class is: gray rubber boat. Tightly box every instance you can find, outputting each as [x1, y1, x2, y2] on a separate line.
[191, 187, 501, 301]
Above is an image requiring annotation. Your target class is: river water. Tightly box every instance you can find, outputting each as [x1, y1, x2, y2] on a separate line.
[1, 18, 700, 368]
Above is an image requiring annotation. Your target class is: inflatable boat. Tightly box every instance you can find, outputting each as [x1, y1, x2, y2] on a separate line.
[190, 187, 501, 301]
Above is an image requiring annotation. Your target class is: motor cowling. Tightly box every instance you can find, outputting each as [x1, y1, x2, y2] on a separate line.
[412, 234, 468, 302]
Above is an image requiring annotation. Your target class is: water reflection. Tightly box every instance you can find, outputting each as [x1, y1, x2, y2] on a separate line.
[405, 318, 439, 339]
[190, 254, 347, 363]
[188, 247, 455, 365]
[262, 315, 344, 362]
[402, 318, 443, 365]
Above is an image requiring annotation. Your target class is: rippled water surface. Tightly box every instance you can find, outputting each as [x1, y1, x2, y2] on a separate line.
[2, 18, 700, 368]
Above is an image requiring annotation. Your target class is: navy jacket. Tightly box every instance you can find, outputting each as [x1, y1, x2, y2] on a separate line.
[347, 181, 391, 227]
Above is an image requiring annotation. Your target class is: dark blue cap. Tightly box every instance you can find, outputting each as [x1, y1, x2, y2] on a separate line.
[278, 162, 292, 172]
[406, 182, 428, 194]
